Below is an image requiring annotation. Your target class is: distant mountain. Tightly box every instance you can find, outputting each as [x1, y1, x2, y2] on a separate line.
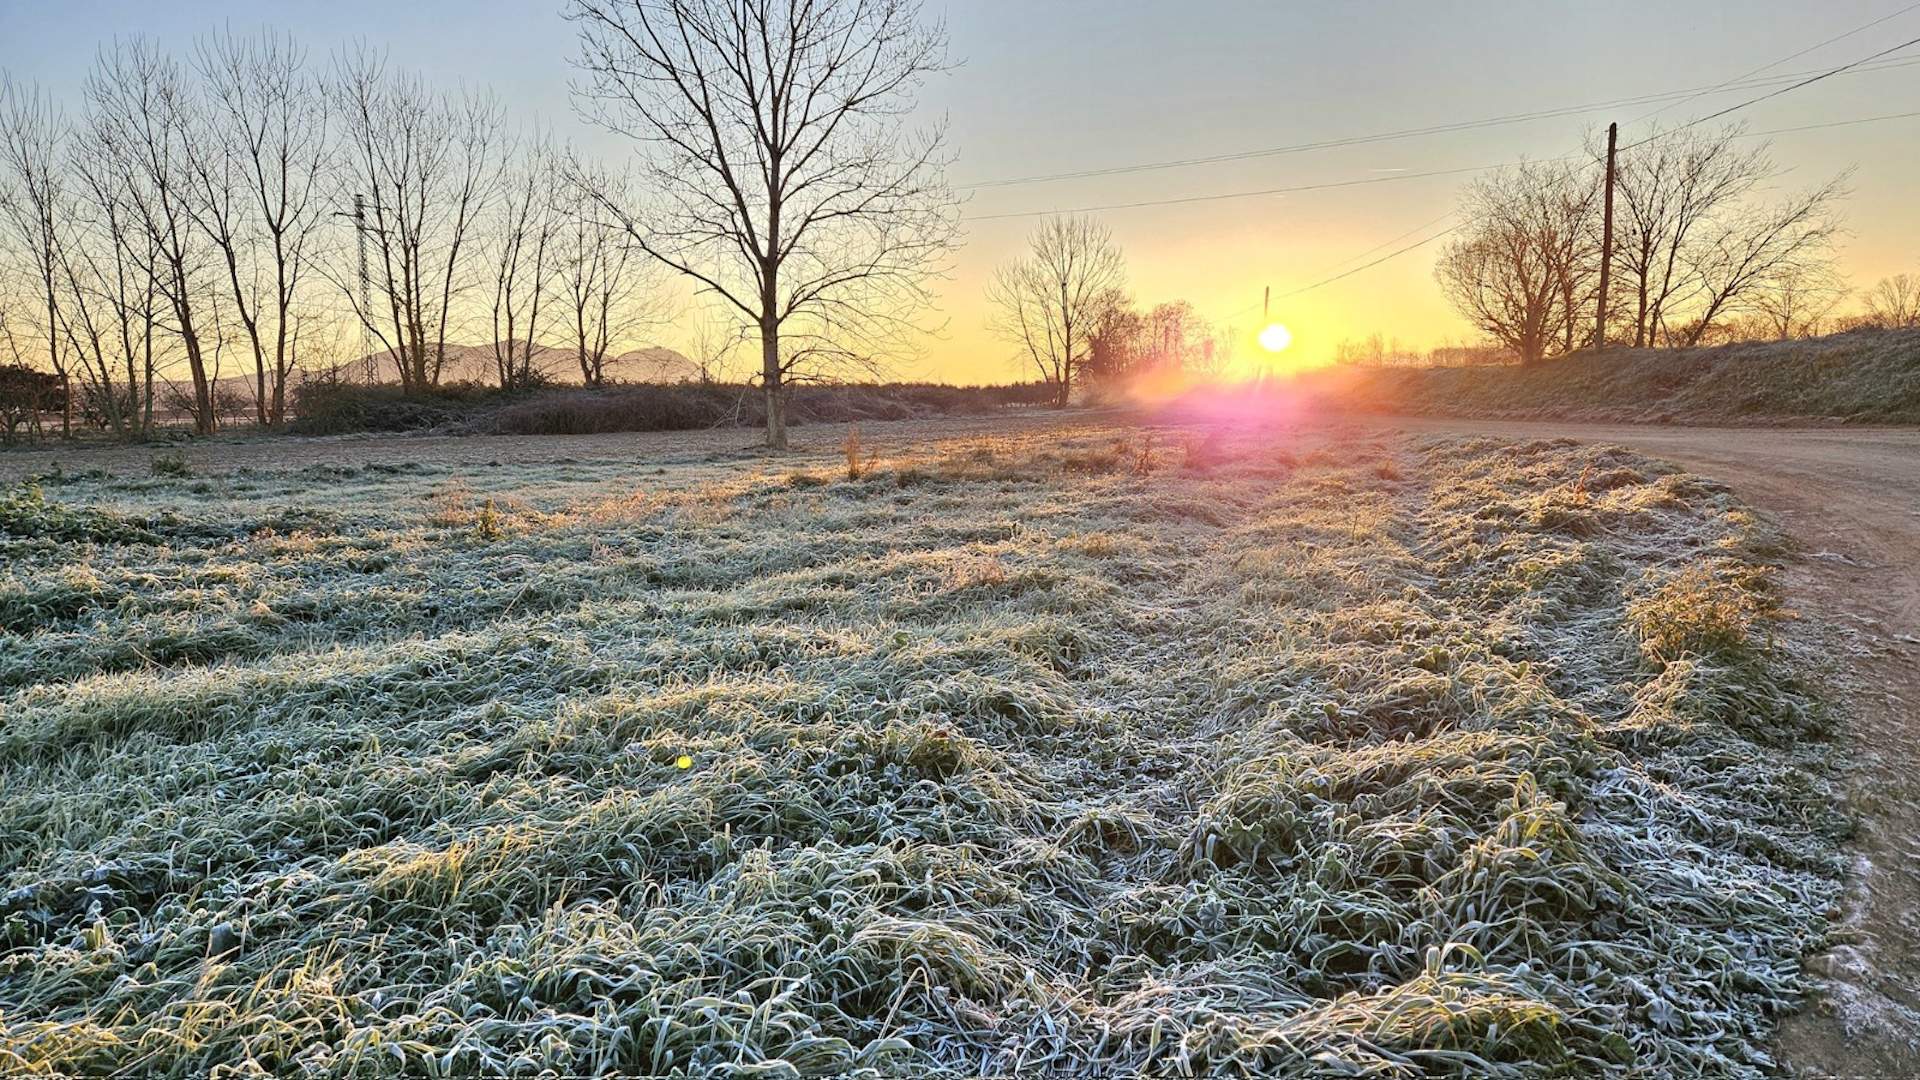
[612, 345, 702, 382]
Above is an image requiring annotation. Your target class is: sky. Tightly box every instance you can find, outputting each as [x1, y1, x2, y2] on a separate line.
[3, 0, 1918, 383]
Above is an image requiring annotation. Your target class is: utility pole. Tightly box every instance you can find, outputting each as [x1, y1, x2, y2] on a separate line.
[354, 194, 373, 384]
[1593, 121, 1617, 350]
[1263, 285, 1271, 323]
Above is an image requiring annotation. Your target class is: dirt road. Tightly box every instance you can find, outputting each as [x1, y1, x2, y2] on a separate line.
[3, 413, 1915, 1072]
[1367, 418, 1920, 1078]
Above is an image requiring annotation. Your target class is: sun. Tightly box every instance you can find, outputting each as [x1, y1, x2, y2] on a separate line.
[1258, 323, 1293, 353]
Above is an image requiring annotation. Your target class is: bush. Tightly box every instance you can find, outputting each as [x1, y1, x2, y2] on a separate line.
[290, 381, 500, 435]
[291, 379, 1057, 437]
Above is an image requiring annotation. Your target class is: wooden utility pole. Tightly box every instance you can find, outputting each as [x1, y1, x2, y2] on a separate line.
[1593, 121, 1618, 350]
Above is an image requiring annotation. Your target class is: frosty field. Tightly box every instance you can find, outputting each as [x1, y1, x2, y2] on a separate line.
[0, 421, 1844, 1077]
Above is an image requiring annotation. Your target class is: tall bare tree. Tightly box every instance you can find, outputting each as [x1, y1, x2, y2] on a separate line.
[488, 137, 560, 390]
[568, 0, 960, 448]
[62, 118, 168, 437]
[0, 77, 73, 436]
[986, 215, 1124, 406]
[1437, 160, 1601, 365]
[332, 49, 502, 392]
[554, 162, 664, 386]
[85, 42, 220, 434]
[187, 30, 330, 425]
[1606, 125, 1844, 348]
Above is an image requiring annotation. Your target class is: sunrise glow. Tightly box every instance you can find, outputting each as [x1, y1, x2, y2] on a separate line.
[1258, 323, 1293, 353]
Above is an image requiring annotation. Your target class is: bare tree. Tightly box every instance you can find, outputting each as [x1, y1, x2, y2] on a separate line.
[84, 42, 220, 435]
[1746, 261, 1849, 340]
[1436, 161, 1598, 365]
[986, 215, 1125, 406]
[0, 76, 73, 436]
[684, 308, 747, 383]
[554, 162, 665, 386]
[187, 30, 330, 425]
[1863, 272, 1920, 328]
[1670, 173, 1846, 347]
[568, 0, 960, 448]
[62, 121, 169, 437]
[488, 137, 560, 390]
[1603, 125, 1846, 348]
[332, 48, 503, 392]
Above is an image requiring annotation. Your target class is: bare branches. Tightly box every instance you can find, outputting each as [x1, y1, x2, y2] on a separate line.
[188, 28, 331, 424]
[567, 0, 959, 447]
[1436, 160, 1599, 365]
[82, 40, 220, 434]
[1607, 125, 1845, 348]
[554, 159, 669, 385]
[488, 137, 561, 390]
[985, 215, 1125, 405]
[1863, 272, 1920, 328]
[330, 47, 505, 392]
[1440, 128, 1849, 359]
[0, 76, 74, 435]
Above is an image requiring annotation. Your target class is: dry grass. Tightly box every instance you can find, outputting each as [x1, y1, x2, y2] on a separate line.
[0, 424, 1842, 1077]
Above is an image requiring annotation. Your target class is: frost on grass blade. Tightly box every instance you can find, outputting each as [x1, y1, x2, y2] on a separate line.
[0, 429, 1842, 1077]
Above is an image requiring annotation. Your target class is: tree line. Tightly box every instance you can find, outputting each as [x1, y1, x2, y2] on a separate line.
[0, 35, 668, 438]
[2, 0, 963, 448]
[1436, 124, 1920, 365]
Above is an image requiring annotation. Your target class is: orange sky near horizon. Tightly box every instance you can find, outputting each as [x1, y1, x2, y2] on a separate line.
[5, 0, 1919, 385]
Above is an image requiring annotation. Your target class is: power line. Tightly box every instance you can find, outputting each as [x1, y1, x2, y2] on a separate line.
[1276, 223, 1465, 301]
[965, 99, 1920, 225]
[1622, 33, 1920, 149]
[1624, 0, 1920, 128]
[965, 156, 1578, 222]
[1272, 108, 1920, 300]
[956, 55, 1920, 191]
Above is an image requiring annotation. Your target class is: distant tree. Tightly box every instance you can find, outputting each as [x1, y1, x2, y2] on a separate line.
[987, 215, 1125, 406]
[1436, 160, 1598, 365]
[186, 29, 331, 425]
[685, 309, 746, 384]
[553, 162, 665, 386]
[0, 361, 64, 444]
[84, 42, 220, 434]
[1746, 262, 1849, 340]
[488, 137, 560, 391]
[332, 48, 503, 392]
[1863, 272, 1920, 328]
[0, 76, 73, 436]
[1082, 297, 1144, 387]
[568, 0, 960, 448]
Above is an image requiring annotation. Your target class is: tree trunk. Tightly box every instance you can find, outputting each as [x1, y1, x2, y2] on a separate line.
[760, 318, 786, 450]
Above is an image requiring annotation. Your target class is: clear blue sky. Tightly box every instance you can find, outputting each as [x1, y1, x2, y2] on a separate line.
[4, 0, 1917, 376]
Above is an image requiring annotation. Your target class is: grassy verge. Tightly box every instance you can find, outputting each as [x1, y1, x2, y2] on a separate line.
[1297, 327, 1920, 424]
[0, 425, 1843, 1076]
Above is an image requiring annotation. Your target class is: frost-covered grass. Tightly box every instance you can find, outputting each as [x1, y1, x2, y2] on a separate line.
[0, 424, 1844, 1077]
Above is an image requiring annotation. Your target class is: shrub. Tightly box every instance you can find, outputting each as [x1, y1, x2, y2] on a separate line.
[150, 450, 191, 478]
[290, 381, 500, 435]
